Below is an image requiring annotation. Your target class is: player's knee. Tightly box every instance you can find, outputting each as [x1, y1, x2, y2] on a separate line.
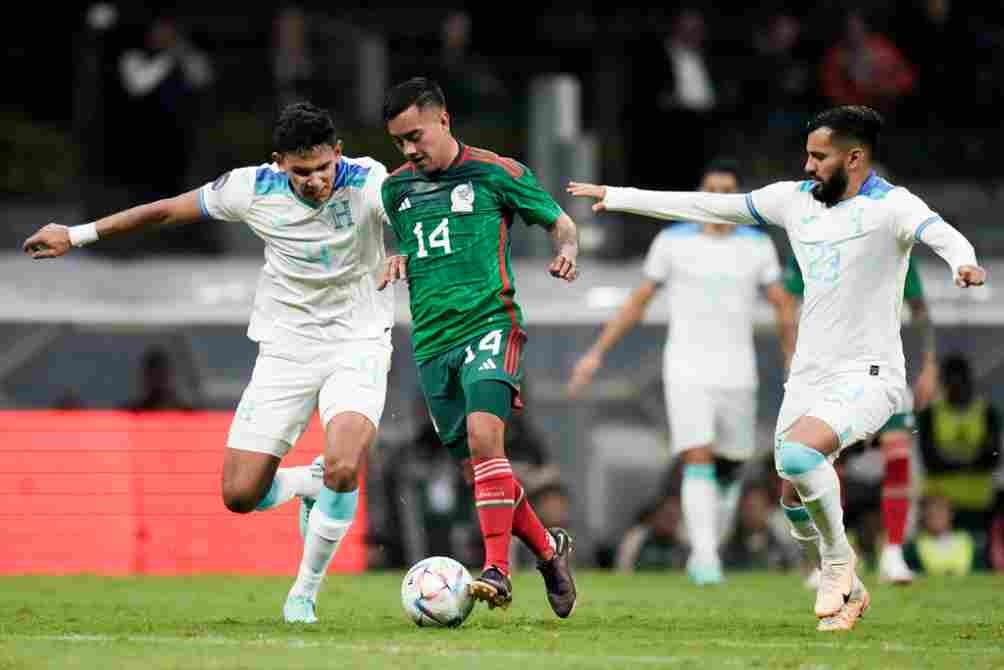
[323, 461, 358, 492]
[221, 483, 258, 514]
[467, 424, 504, 460]
[778, 441, 825, 476]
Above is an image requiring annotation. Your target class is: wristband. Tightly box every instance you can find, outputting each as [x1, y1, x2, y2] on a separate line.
[68, 223, 99, 247]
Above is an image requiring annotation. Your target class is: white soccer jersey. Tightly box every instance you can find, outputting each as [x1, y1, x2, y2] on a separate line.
[199, 156, 394, 343]
[605, 171, 978, 386]
[642, 223, 781, 388]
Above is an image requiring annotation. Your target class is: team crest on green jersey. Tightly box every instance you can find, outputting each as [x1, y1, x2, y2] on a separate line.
[450, 182, 475, 213]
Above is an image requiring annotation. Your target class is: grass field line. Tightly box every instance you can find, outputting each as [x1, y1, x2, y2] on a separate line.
[1, 633, 1000, 659]
[0, 634, 720, 666]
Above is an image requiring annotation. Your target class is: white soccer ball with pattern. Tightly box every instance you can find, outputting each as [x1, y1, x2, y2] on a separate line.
[400, 556, 475, 627]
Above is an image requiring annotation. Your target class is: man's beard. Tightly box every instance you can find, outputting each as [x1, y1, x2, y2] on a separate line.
[810, 167, 848, 207]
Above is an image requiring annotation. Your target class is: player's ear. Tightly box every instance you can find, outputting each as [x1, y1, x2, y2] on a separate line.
[846, 147, 865, 170]
[271, 151, 282, 167]
[333, 139, 343, 157]
[440, 108, 451, 132]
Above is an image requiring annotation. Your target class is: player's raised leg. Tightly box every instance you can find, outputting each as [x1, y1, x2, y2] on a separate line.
[780, 469, 870, 631]
[776, 416, 857, 619]
[284, 411, 373, 623]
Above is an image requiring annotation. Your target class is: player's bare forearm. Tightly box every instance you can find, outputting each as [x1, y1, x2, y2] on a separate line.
[97, 191, 204, 237]
[909, 298, 937, 360]
[23, 190, 204, 259]
[548, 213, 578, 281]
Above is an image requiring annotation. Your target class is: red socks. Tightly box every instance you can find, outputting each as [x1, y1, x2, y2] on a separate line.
[512, 481, 556, 562]
[881, 439, 912, 546]
[473, 458, 516, 574]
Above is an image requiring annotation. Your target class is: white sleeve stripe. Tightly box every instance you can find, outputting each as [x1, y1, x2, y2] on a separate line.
[914, 215, 944, 241]
[745, 193, 768, 226]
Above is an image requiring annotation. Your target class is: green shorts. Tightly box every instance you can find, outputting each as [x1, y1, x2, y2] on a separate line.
[417, 326, 526, 459]
[879, 411, 915, 434]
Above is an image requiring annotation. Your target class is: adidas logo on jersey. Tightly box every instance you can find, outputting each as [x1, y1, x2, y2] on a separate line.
[398, 197, 412, 211]
[478, 359, 497, 371]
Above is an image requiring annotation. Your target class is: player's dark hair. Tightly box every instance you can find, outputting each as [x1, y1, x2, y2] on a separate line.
[383, 77, 447, 123]
[272, 102, 338, 155]
[806, 105, 884, 154]
[702, 157, 742, 185]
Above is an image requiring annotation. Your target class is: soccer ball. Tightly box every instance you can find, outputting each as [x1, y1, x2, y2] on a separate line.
[400, 556, 476, 627]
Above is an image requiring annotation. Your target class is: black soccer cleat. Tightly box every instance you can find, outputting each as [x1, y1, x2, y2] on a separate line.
[469, 566, 513, 610]
[537, 527, 577, 618]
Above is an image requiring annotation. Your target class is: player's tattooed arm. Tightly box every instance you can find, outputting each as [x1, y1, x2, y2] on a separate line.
[908, 297, 938, 410]
[548, 212, 578, 282]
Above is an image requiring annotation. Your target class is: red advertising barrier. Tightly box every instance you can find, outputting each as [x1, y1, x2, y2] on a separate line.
[0, 411, 367, 575]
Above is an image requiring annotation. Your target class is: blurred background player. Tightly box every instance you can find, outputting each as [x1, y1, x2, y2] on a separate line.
[378, 77, 579, 616]
[24, 102, 394, 625]
[568, 105, 986, 632]
[781, 250, 938, 585]
[566, 159, 791, 585]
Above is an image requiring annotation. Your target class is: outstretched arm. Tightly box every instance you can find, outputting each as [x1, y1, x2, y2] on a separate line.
[567, 280, 659, 398]
[548, 212, 578, 282]
[915, 219, 986, 287]
[567, 182, 763, 227]
[24, 190, 204, 259]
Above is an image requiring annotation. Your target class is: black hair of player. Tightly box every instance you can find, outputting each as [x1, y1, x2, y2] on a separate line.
[702, 157, 743, 185]
[273, 102, 338, 155]
[806, 105, 884, 155]
[383, 77, 447, 123]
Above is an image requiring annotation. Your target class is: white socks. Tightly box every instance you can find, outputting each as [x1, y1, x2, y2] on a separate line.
[255, 464, 323, 511]
[682, 464, 719, 566]
[288, 487, 358, 601]
[778, 442, 852, 562]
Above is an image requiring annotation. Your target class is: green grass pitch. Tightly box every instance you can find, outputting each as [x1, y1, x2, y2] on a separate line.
[1, 572, 1001, 669]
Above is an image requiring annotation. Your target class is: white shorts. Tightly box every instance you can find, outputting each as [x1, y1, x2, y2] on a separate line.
[227, 333, 392, 458]
[774, 370, 908, 477]
[665, 380, 756, 461]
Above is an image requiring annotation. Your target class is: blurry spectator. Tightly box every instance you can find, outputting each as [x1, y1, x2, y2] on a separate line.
[271, 7, 386, 127]
[124, 347, 193, 411]
[626, 9, 722, 189]
[430, 11, 510, 128]
[904, 495, 986, 575]
[614, 495, 688, 572]
[272, 5, 319, 112]
[721, 485, 800, 571]
[820, 11, 916, 115]
[108, 10, 220, 255]
[916, 354, 1001, 535]
[896, 0, 973, 125]
[749, 14, 819, 132]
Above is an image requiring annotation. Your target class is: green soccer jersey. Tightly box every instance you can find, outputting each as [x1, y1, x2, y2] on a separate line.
[783, 253, 925, 300]
[382, 143, 562, 361]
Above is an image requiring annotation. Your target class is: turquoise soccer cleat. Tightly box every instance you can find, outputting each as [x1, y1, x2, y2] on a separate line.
[283, 594, 318, 624]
